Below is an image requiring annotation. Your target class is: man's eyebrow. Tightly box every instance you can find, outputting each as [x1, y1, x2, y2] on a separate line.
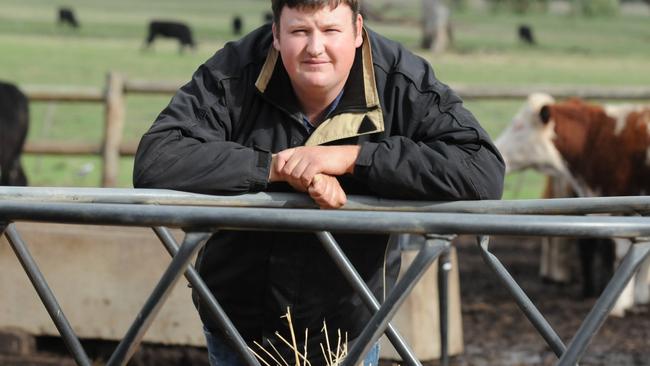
[284, 19, 308, 28]
[284, 17, 345, 30]
[319, 21, 343, 28]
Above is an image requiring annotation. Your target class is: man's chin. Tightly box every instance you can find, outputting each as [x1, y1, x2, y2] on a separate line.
[299, 79, 333, 91]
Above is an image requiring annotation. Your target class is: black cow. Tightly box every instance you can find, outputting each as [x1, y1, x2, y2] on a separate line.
[579, 238, 615, 298]
[58, 7, 79, 28]
[518, 24, 535, 45]
[0, 81, 29, 186]
[144, 20, 195, 53]
[263, 11, 273, 24]
[539, 177, 614, 298]
[232, 15, 243, 36]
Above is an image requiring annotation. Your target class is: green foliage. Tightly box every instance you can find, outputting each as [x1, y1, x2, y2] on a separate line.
[0, 0, 648, 199]
[573, 0, 620, 16]
[486, 0, 550, 13]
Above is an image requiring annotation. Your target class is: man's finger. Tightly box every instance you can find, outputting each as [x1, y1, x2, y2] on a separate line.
[281, 155, 302, 177]
[310, 174, 322, 190]
[274, 148, 294, 171]
[290, 159, 310, 181]
[308, 174, 346, 209]
[300, 165, 320, 187]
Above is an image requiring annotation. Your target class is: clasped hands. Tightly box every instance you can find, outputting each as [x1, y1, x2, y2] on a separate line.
[269, 145, 360, 209]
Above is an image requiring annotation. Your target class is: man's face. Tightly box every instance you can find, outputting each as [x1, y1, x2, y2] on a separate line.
[272, 4, 363, 98]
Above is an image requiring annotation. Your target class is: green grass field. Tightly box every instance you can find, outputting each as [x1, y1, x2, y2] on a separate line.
[1, 0, 649, 198]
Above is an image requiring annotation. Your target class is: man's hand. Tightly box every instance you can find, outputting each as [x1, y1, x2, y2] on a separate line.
[273, 145, 361, 187]
[269, 154, 307, 192]
[308, 174, 347, 209]
[268, 146, 354, 208]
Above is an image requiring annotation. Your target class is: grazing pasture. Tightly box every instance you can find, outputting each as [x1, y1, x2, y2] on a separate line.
[0, 0, 648, 196]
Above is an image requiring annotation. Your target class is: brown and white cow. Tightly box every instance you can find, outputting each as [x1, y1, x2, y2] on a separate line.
[495, 93, 650, 315]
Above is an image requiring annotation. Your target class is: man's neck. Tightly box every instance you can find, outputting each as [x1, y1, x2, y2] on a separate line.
[293, 84, 345, 124]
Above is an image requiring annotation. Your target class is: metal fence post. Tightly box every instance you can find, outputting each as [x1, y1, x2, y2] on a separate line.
[438, 245, 451, 366]
[475, 235, 567, 358]
[557, 241, 650, 366]
[4, 224, 91, 366]
[344, 235, 451, 366]
[152, 227, 261, 366]
[316, 231, 422, 366]
[106, 231, 212, 366]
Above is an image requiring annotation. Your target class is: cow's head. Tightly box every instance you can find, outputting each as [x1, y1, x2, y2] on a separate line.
[495, 93, 570, 179]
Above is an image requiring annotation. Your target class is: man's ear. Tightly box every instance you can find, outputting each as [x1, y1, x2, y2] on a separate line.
[354, 14, 363, 48]
[272, 23, 280, 51]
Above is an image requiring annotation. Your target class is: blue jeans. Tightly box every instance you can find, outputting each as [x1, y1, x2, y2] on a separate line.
[204, 327, 380, 366]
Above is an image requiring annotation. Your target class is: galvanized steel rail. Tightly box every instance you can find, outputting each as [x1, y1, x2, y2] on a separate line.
[1, 187, 650, 366]
[2, 186, 650, 215]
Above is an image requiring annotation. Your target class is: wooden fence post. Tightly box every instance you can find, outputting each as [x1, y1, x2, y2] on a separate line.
[102, 72, 126, 187]
[421, 0, 451, 53]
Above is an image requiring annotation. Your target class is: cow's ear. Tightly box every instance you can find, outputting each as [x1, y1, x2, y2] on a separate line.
[539, 105, 551, 124]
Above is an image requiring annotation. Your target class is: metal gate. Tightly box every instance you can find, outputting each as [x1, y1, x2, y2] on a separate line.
[1, 187, 649, 366]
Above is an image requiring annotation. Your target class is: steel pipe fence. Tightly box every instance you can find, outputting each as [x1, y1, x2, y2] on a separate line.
[152, 227, 260, 366]
[1, 187, 650, 366]
[345, 236, 451, 365]
[2, 186, 650, 215]
[316, 231, 421, 366]
[2, 224, 92, 366]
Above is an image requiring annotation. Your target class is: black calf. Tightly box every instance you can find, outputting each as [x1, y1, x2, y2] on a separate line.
[0, 81, 29, 186]
[232, 15, 243, 35]
[579, 238, 615, 298]
[263, 11, 273, 24]
[144, 20, 196, 53]
[518, 24, 536, 45]
[58, 7, 79, 28]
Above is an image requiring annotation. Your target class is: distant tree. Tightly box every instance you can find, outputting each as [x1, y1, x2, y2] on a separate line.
[487, 0, 549, 13]
[421, 0, 452, 53]
[449, 0, 468, 11]
[360, 1, 384, 21]
[572, 0, 620, 16]
[359, 1, 399, 22]
[512, 0, 530, 13]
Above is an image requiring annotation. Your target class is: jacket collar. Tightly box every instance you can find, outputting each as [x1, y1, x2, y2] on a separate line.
[255, 28, 384, 146]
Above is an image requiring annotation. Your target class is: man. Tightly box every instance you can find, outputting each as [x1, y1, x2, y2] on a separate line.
[133, 0, 504, 364]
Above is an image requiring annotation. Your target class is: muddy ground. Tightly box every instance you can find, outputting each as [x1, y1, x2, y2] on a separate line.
[2, 236, 649, 365]
[431, 236, 650, 366]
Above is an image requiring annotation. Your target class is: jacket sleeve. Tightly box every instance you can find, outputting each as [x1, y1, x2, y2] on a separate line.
[352, 82, 505, 200]
[133, 65, 271, 194]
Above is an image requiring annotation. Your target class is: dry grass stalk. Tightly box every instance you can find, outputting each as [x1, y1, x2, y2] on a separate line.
[250, 307, 350, 366]
[283, 308, 301, 366]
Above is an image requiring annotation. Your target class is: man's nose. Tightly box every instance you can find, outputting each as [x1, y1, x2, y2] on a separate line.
[306, 32, 325, 56]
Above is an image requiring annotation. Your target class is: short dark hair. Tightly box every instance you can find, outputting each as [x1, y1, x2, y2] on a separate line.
[271, 0, 360, 25]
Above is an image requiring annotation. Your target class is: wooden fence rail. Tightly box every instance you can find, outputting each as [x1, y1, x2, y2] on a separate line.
[23, 141, 138, 156]
[21, 74, 650, 187]
[452, 84, 650, 100]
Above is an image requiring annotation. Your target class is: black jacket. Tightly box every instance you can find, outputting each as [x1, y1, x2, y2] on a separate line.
[134, 24, 504, 363]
